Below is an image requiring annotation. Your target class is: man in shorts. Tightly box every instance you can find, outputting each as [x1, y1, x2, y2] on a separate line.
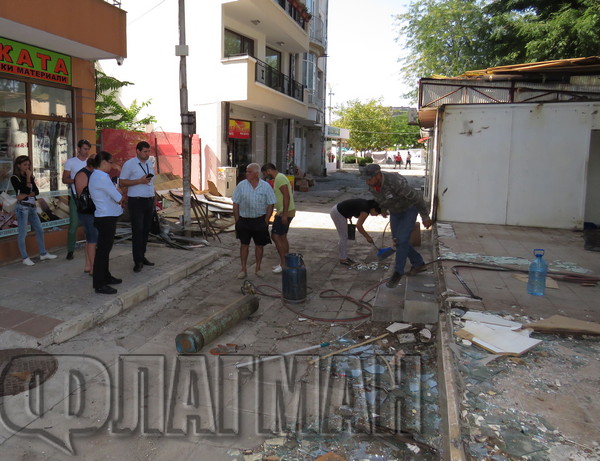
[261, 163, 295, 273]
[232, 163, 276, 279]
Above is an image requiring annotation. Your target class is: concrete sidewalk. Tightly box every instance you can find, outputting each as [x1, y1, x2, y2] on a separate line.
[0, 239, 227, 348]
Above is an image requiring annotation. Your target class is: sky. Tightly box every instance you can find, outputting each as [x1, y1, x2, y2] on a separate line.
[102, 0, 412, 132]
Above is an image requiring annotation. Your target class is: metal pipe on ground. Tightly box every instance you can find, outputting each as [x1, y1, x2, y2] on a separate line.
[175, 294, 259, 353]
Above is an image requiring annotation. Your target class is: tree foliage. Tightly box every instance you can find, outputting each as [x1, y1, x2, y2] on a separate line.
[333, 99, 420, 152]
[396, 0, 600, 88]
[95, 68, 157, 134]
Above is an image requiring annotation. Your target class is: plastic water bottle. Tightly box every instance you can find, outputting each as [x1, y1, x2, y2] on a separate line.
[527, 249, 548, 296]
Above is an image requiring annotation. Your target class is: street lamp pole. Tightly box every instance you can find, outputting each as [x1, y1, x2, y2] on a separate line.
[328, 88, 334, 124]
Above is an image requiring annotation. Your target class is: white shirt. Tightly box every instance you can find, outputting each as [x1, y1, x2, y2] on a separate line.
[120, 156, 155, 198]
[89, 170, 123, 218]
[64, 156, 87, 195]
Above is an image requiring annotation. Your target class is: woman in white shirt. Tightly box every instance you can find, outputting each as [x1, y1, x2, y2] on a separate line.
[88, 151, 123, 295]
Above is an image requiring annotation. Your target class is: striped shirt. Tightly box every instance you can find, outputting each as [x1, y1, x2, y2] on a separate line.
[232, 179, 276, 218]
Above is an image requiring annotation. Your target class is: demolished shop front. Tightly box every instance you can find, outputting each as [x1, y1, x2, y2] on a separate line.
[0, 37, 79, 263]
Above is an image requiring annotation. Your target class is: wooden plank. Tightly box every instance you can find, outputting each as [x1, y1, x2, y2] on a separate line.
[524, 315, 600, 335]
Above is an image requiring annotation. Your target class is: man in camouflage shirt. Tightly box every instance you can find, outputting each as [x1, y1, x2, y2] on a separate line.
[363, 163, 433, 288]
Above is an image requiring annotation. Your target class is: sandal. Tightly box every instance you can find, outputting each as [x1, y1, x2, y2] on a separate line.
[340, 258, 354, 266]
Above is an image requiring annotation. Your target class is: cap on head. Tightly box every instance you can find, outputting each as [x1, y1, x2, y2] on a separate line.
[363, 163, 381, 178]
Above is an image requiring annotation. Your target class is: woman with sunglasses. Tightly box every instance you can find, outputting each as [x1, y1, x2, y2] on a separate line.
[88, 151, 123, 294]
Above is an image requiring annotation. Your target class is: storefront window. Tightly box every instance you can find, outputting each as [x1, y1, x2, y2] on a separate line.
[31, 84, 72, 117]
[32, 120, 72, 194]
[0, 78, 26, 113]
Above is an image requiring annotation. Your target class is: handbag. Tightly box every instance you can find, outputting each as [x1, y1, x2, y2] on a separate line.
[75, 186, 96, 214]
[0, 178, 17, 213]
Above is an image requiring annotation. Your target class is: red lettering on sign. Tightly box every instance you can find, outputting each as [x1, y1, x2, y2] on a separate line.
[0, 44, 13, 63]
[16, 49, 33, 67]
[54, 58, 68, 75]
[36, 53, 51, 70]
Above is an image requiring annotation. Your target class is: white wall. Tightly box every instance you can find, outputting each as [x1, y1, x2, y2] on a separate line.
[436, 102, 600, 229]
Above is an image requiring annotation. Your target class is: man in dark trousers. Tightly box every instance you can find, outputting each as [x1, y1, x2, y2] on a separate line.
[119, 141, 155, 272]
[363, 164, 432, 288]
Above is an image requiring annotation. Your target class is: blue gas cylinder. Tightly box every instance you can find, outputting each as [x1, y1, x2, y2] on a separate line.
[282, 253, 307, 304]
[527, 249, 548, 296]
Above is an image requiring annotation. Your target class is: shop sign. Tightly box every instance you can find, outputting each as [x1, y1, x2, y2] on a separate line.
[228, 119, 251, 139]
[0, 37, 71, 85]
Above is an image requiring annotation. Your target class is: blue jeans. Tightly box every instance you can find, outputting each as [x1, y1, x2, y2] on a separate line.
[390, 207, 424, 275]
[16, 203, 48, 259]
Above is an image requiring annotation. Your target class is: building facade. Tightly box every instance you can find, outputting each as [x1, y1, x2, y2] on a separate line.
[187, 0, 328, 192]
[0, 0, 126, 262]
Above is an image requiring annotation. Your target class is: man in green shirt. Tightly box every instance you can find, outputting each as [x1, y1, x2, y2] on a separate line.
[261, 163, 295, 273]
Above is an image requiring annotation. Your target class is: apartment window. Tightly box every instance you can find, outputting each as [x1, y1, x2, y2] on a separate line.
[224, 29, 255, 58]
[265, 47, 281, 72]
[302, 52, 316, 91]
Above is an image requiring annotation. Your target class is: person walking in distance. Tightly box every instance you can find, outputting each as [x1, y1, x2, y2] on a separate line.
[363, 163, 432, 288]
[394, 152, 402, 169]
[119, 141, 155, 273]
[232, 163, 276, 279]
[260, 163, 295, 273]
[62, 139, 91, 260]
[88, 151, 123, 294]
[406, 151, 412, 169]
[11, 156, 58, 265]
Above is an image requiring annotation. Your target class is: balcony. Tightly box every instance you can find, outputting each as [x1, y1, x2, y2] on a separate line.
[275, 0, 311, 30]
[255, 59, 305, 102]
[309, 16, 326, 50]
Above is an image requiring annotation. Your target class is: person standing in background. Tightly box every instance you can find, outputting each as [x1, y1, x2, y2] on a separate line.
[119, 141, 155, 273]
[406, 151, 412, 169]
[11, 155, 57, 265]
[73, 155, 98, 275]
[260, 163, 295, 274]
[88, 151, 123, 295]
[62, 139, 91, 260]
[232, 163, 276, 279]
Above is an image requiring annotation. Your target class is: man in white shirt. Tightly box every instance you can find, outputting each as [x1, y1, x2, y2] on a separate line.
[62, 139, 91, 260]
[119, 141, 155, 273]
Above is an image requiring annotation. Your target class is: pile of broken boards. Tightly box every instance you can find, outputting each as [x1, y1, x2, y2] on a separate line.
[154, 173, 235, 242]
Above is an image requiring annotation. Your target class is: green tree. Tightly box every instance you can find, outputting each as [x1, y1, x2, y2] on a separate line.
[95, 68, 157, 134]
[396, 0, 491, 89]
[396, 0, 600, 91]
[390, 111, 421, 148]
[333, 100, 421, 152]
[333, 99, 394, 153]
[485, 0, 600, 62]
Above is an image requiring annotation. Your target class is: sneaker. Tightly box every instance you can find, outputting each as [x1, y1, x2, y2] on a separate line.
[272, 265, 283, 274]
[236, 271, 247, 279]
[386, 271, 403, 288]
[40, 253, 57, 260]
[408, 264, 427, 276]
[255, 270, 265, 278]
[22, 257, 35, 266]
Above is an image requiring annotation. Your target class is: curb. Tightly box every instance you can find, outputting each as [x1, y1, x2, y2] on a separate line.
[432, 225, 467, 461]
[45, 249, 223, 346]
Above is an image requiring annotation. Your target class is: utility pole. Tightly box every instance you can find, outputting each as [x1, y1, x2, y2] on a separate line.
[177, 0, 194, 233]
[328, 88, 334, 124]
